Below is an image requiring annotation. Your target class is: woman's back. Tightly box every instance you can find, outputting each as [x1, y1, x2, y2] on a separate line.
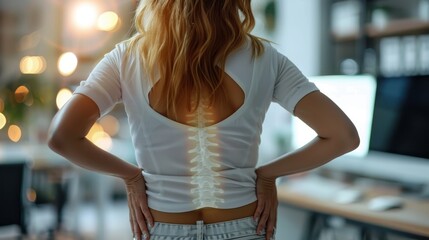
[48, 1, 358, 239]
[73, 39, 319, 212]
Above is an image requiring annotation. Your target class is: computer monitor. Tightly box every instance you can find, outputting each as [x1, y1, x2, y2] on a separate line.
[369, 75, 429, 160]
[261, 74, 429, 183]
[285, 75, 429, 184]
[290, 75, 377, 157]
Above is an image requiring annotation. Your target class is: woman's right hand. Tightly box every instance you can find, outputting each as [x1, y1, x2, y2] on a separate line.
[254, 169, 278, 240]
[124, 169, 154, 240]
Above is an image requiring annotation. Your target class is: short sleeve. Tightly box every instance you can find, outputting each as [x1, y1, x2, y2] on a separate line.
[73, 46, 122, 117]
[272, 50, 319, 115]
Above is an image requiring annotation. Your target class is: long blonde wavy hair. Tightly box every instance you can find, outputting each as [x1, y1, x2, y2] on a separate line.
[127, 0, 265, 117]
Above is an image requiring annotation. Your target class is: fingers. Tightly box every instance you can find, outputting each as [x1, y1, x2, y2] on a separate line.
[253, 196, 264, 222]
[254, 189, 272, 235]
[128, 204, 135, 235]
[130, 202, 142, 240]
[256, 202, 270, 235]
[132, 198, 150, 239]
[265, 190, 278, 240]
[128, 196, 143, 239]
[129, 193, 151, 240]
[265, 208, 277, 240]
[265, 226, 275, 240]
[256, 201, 277, 240]
[140, 200, 154, 229]
[128, 199, 142, 240]
[126, 172, 152, 240]
[134, 210, 149, 239]
[254, 177, 278, 239]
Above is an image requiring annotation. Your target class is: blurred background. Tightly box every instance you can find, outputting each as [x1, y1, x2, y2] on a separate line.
[0, 0, 428, 240]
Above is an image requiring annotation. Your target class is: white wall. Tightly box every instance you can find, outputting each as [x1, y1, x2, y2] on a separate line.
[257, 0, 324, 165]
[264, 1, 323, 239]
[275, 0, 322, 76]
[252, 0, 322, 76]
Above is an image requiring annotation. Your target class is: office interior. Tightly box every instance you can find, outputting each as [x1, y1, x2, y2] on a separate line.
[0, 0, 428, 239]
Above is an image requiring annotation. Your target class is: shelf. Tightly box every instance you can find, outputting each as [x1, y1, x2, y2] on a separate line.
[366, 19, 429, 38]
[332, 32, 360, 42]
[332, 19, 429, 42]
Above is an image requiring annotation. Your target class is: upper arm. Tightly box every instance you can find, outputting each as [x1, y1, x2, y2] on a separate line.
[48, 94, 100, 149]
[270, 48, 358, 147]
[271, 50, 319, 114]
[48, 45, 123, 148]
[294, 91, 359, 146]
[74, 45, 123, 117]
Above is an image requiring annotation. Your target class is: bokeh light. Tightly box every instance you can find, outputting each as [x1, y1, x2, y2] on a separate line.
[97, 11, 120, 31]
[0, 98, 4, 112]
[87, 123, 112, 151]
[58, 52, 78, 77]
[56, 88, 73, 109]
[20, 31, 41, 51]
[24, 96, 34, 107]
[92, 131, 112, 150]
[20, 56, 47, 74]
[8, 125, 22, 143]
[87, 123, 103, 140]
[15, 85, 30, 103]
[99, 115, 120, 137]
[0, 113, 6, 130]
[72, 2, 98, 30]
[27, 188, 37, 202]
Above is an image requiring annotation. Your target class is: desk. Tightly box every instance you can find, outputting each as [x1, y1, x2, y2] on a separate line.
[277, 176, 429, 240]
[0, 141, 135, 240]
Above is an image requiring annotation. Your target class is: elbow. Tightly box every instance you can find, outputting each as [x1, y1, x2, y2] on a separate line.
[351, 131, 360, 150]
[347, 134, 360, 152]
[47, 129, 64, 154]
[325, 124, 360, 155]
[47, 127, 72, 155]
[342, 125, 360, 153]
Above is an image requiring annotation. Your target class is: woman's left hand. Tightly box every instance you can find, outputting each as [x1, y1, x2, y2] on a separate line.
[254, 170, 278, 240]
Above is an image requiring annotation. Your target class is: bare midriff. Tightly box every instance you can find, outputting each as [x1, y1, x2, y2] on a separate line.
[149, 201, 257, 224]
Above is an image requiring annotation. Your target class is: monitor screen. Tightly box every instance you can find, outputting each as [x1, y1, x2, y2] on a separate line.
[369, 75, 429, 160]
[291, 75, 377, 157]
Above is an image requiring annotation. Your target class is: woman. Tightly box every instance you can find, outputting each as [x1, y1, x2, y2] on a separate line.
[48, 1, 359, 240]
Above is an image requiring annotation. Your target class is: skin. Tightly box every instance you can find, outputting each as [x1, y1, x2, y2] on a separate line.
[254, 90, 360, 238]
[48, 90, 359, 240]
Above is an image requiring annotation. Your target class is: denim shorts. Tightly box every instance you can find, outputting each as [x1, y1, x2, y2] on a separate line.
[146, 216, 275, 240]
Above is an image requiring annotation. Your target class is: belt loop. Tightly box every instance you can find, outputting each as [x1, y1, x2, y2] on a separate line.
[196, 220, 204, 240]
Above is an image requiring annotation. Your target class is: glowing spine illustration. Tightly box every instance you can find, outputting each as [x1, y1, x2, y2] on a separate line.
[187, 99, 224, 208]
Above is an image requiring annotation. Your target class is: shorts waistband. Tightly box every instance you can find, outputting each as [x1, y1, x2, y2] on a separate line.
[148, 216, 272, 240]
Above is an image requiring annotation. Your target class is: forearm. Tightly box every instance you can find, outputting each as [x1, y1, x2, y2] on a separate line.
[257, 136, 356, 180]
[49, 137, 140, 181]
[47, 94, 140, 181]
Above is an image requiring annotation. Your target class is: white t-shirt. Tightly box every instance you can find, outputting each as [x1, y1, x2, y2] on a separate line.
[74, 39, 319, 212]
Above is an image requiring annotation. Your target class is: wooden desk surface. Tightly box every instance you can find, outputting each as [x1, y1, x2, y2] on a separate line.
[277, 177, 429, 237]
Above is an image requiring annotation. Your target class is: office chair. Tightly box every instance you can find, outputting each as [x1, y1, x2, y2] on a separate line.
[0, 161, 31, 239]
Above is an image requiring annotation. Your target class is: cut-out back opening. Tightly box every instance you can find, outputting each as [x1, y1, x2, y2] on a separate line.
[147, 73, 245, 128]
